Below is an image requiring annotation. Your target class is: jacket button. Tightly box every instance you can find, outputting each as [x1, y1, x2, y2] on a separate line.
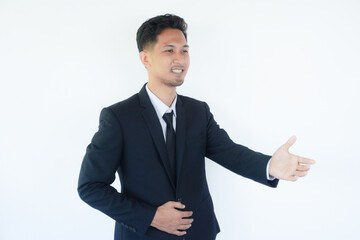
[177, 197, 182, 202]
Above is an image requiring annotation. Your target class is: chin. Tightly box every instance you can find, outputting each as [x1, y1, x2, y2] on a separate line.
[165, 79, 184, 87]
[173, 79, 184, 87]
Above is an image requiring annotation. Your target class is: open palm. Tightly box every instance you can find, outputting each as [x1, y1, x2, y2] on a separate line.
[269, 136, 315, 181]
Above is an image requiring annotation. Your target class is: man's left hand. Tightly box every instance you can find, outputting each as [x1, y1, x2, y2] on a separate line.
[269, 136, 315, 181]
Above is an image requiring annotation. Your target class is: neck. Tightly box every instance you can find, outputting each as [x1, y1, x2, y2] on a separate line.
[147, 80, 176, 107]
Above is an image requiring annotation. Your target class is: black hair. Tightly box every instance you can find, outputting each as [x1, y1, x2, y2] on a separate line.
[136, 14, 188, 52]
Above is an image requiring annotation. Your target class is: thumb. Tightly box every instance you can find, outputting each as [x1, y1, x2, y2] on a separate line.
[284, 135, 297, 150]
[171, 201, 185, 209]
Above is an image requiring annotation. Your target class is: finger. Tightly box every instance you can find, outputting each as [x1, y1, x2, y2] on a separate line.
[171, 201, 185, 209]
[288, 175, 298, 182]
[180, 211, 193, 218]
[180, 218, 194, 225]
[298, 157, 316, 165]
[284, 136, 297, 150]
[177, 224, 192, 230]
[296, 164, 311, 171]
[294, 170, 308, 177]
[173, 230, 187, 236]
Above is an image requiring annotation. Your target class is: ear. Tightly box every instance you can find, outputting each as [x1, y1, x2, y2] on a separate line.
[139, 50, 151, 69]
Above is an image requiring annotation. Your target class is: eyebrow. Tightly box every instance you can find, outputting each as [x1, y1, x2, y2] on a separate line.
[163, 44, 189, 48]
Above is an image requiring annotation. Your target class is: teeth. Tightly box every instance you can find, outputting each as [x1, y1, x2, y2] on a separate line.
[172, 69, 182, 73]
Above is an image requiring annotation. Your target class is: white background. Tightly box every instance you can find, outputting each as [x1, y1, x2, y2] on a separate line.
[1, 0, 359, 239]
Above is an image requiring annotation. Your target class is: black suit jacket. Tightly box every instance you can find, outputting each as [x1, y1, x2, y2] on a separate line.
[78, 84, 279, 240]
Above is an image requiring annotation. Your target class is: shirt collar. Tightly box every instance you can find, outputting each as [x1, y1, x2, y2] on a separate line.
[145, 83, 177, 119]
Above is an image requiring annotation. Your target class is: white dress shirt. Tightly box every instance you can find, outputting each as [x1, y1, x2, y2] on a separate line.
[145, 83, 274, 181]
[146, 84, 177, 141]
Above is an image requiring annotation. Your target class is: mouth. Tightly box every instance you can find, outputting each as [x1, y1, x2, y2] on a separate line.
[171, 68, 185, 74]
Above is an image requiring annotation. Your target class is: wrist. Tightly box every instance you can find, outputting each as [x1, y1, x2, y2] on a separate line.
[267, 157, 275, 180]
[150, 208, 159, 227]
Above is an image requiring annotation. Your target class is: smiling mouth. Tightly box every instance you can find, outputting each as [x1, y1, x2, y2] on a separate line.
[171, 68, 185, 74]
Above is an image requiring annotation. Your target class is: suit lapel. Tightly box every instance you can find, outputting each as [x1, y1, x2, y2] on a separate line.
[138, 84, 176, 190]
[175, 96, 186, 189]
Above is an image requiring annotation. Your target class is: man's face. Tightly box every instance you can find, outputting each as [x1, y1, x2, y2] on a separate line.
[143, 28, 190, 87]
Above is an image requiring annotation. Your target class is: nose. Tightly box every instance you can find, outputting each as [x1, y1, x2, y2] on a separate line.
[173, 51, 187, 65]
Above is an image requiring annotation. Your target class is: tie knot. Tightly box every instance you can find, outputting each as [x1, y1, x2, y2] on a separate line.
[163, 111, 173, 126]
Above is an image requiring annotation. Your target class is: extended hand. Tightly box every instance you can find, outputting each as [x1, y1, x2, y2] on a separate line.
[269, 136, 315, 181]
[150, 201, 193, 236]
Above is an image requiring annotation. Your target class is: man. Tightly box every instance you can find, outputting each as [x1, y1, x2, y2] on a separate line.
[78, 14, 315, 240]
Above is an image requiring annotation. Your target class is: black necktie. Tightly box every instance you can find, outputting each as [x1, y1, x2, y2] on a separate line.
[163, 111, 176, 184]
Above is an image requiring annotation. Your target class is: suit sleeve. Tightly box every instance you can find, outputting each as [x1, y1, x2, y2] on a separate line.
[77, 107, 157, 235]
[204, 103, 279, 188]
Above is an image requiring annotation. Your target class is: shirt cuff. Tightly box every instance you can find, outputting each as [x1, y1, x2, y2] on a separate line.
[266, 158, 276, 181]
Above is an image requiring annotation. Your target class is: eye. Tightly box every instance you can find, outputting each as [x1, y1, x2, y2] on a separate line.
[165, 49, 173, 53]
[182, 49, 189, 53]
